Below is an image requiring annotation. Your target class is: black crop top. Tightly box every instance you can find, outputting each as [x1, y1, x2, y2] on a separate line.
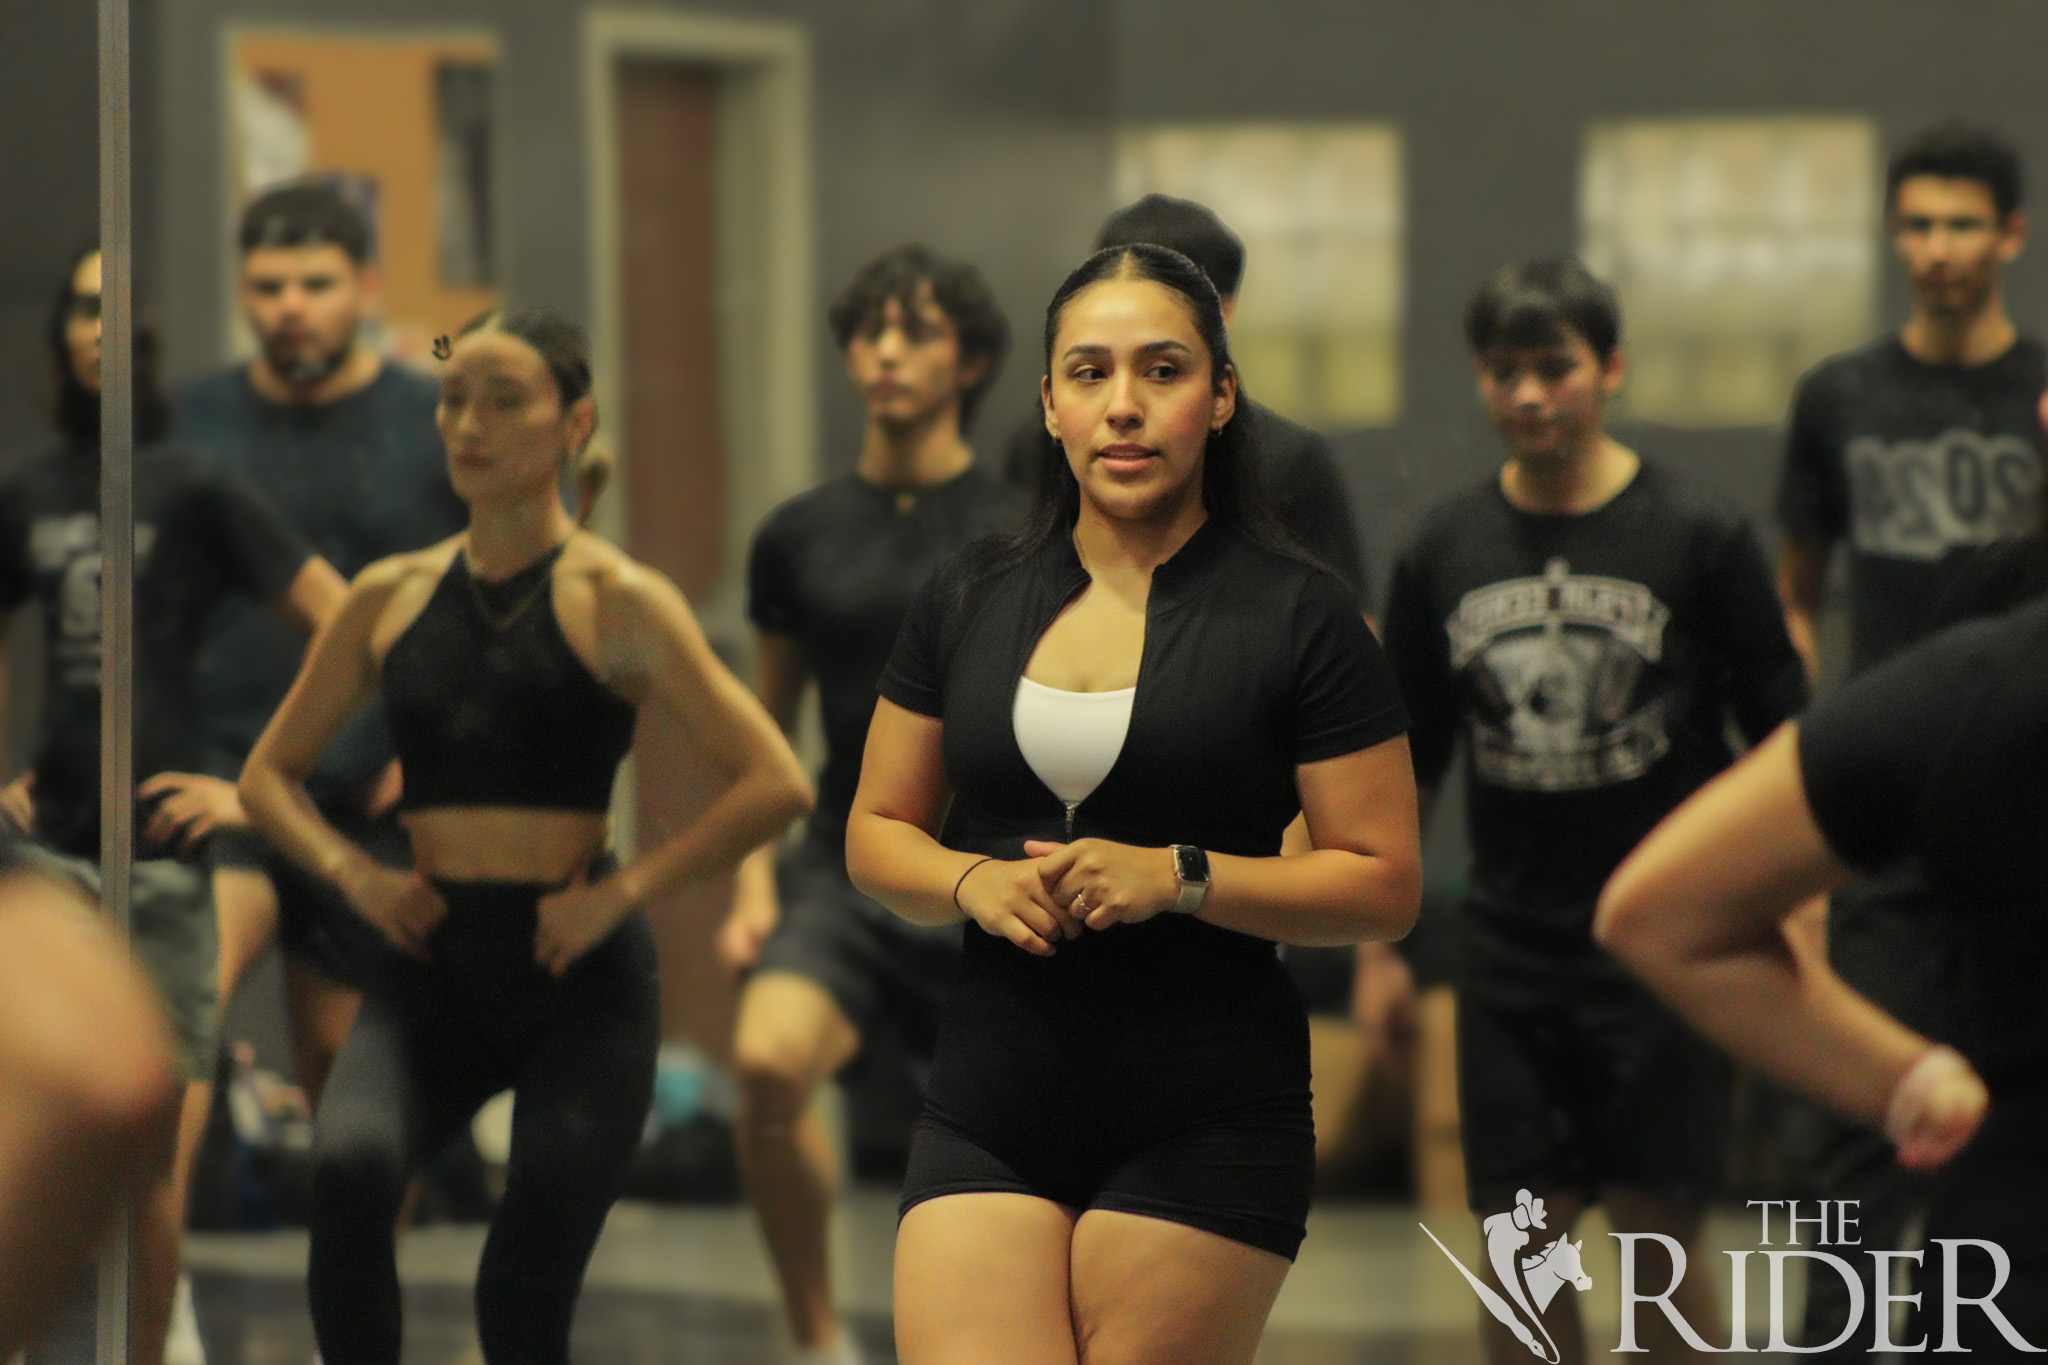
[385, 544, 638, 813]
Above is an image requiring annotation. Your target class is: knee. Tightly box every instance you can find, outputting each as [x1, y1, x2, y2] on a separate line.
[732, 1034, 819, 1133]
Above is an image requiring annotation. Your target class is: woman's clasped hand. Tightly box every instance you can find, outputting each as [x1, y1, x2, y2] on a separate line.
[955, 838, 1187, 955]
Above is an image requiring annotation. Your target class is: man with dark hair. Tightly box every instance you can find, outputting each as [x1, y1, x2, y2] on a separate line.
[718, 244, 1024, 1365]
[1001, 194, 1370, 603]
[0, 248, 345, 1365]
[1775, 122, 2043, 1357]
[170, 181, 466, 1113]
[1383, 256, 1807, 1364]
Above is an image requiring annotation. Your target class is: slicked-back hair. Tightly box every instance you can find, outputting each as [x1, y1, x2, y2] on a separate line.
[1887, 122, 2025, 220]
[1465, 255, 1622, 364]
[238, 182, 373, 264]
[454, 305, 611, 525]
[1094, 195, 1247, 300]
[827, 243, 1009, 434]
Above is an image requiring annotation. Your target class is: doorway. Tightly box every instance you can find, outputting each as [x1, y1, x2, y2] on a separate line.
[586, 9, 814, 1057]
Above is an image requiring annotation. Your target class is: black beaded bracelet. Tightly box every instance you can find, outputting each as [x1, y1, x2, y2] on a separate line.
[951, 856, 996, 911]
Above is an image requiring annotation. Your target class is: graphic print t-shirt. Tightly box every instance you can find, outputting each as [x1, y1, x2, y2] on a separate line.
[747, 466, 1026, 846]
[0, 443, 312, 857]
[1384, 463, 1808, 969]
[173, 365, 464, 802]
[1778, 335, 2048, 673]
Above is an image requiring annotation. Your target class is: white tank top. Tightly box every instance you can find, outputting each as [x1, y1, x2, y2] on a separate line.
[1012, 676, 1135, 807]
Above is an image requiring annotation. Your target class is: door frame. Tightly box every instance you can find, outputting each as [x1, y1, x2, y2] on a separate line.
[582, 8, 813, 860]
[583, 7, 815, 633]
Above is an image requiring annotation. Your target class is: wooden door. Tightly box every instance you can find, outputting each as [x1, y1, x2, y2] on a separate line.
[616, 61, 734, 1055]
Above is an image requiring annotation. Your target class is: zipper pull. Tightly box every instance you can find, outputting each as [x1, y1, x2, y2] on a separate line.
[1064, 801, 1078, 838]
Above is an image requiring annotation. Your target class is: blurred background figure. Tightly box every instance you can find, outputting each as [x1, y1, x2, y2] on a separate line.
[1772, 121, 2043, 1360]
[0, 856, 181, 1363]
[1382, 256, 1808, 1363]
[720, 244, 1021, 1365]
[0, 247, 343, 1365]
[180, 182, 466, 1113]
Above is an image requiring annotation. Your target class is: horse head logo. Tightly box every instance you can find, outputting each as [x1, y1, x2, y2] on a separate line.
[1420, 1189, 1592, 1363]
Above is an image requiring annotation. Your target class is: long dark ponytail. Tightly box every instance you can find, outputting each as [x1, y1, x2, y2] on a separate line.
[965, 243, 1294, 586]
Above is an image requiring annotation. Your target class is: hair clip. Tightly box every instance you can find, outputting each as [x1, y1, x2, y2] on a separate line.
[432, 334, 453, 360]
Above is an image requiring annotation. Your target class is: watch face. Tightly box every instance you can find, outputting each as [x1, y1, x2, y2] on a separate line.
[1175, 845, 1210, 884]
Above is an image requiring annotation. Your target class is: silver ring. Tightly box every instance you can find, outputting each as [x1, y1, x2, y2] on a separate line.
[1072, 894, 1089, 915]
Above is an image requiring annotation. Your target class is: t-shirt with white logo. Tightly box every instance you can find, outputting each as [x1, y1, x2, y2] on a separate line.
[1777, 334, 2048, 675]
[1384, 463, 1808, 989]
[0, 441, 312, 857]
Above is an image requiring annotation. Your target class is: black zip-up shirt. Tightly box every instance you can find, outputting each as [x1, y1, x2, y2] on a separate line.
[879, 515, 1407, 1141]
[881, 516, 1405, 970]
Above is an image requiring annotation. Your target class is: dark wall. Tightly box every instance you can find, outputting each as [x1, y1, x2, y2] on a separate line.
[155, 0, 1113, 475]
[0, 0, 99, 466]
[1108, 0, 2048, 599]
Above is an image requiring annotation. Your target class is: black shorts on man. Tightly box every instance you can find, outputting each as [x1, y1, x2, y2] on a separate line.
[174, 364, 465, 983]
[1384, 461, 1807, 1209]
[754, 837, 960, 1055]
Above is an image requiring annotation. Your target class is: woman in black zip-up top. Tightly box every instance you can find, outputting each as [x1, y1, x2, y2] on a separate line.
[846, 244, 1423, 1365]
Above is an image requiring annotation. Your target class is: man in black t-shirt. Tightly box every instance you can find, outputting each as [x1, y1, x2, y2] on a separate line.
[1773, 124, 2044, 1357]
[1383, 258, 1807, 1364]
[718, 246, 1023, 1365]
[0, 248, 344, 1365]
[170, 184, 466, 1105]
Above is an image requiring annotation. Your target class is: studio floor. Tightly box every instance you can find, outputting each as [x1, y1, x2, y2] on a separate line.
[174, 1197, 1812, 1364]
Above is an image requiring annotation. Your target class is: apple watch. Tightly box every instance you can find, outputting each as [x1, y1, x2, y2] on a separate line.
[1170, 844, 1210, 915]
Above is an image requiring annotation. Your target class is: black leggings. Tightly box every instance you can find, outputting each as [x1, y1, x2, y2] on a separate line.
[307, 880, 659, 1365]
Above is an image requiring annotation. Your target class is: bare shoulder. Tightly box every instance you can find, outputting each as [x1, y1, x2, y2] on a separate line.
[562, 532, 689, 619]
[361, 538, 462, 658]
[354, 537, 461, 600]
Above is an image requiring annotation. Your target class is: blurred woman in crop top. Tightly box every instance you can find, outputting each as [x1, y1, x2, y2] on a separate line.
[240, 306, 812, 1365]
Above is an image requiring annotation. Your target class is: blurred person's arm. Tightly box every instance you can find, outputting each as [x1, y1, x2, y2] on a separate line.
[1596, 726, 1980, 1171]
[1779, 536, 1830, 685]
[0, 611, 30, 832]
[1775, 371, 1849, 684]
[717, 631, 812, 976]
[1349, 551, 1455, 1064]
[141, 556, 348, 852]
[0, 866, 182, 1360]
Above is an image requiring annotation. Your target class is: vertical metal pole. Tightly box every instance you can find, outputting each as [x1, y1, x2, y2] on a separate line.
[96, 0, 135, 1362]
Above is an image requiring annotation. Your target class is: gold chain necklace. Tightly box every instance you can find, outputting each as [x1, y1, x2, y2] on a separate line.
[464, 543, 566, 633]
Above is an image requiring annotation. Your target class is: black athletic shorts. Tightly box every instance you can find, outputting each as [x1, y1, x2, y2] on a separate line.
[1457, 962, 1731, 1213]
[754, 836, 960, 1056]
[901, 1101, 1315, 1261]
[212, 808, 409, 989]
[900, 924, 1317, 1262]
